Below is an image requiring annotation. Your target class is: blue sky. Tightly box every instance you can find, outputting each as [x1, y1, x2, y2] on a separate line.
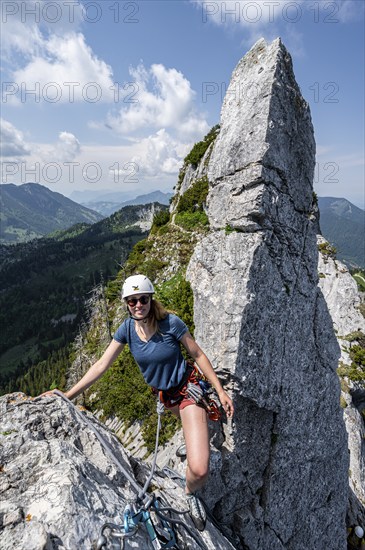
[1, 0, 364, 208]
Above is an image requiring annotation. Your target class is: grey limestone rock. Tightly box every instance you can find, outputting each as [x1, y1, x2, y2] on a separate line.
[317, 238, 365, 529]
[1, 36, 355, 550]
[186, 38, 349, 550]
[0, 393, 235, 550]
[317, 236, 364, 338]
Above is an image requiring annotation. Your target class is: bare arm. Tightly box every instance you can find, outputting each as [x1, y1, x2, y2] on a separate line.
[180, 332, 234, 417]
[43, 339, 124, 401]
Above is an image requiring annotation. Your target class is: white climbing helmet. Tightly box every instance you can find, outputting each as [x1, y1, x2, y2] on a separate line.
[122, 275, 155, 299]
[355, 526, 364, 538]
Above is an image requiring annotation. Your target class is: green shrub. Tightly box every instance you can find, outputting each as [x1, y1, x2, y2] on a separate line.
[142, 410, 181, 454]
[350, 345, 365, 367]
[318, 241, 337, 259]
[175, 211, 209, 231]
[151, 210, 170, 231]
[170, 124, 219, 209]
[337, 339, 365, 383]
[340, 395, 348, 408]
[138, 259, 169, 281]
[155, 272, 195, 334]
[344, 331, 365, 346]
[156, 224, 170, 236]
[176, 176, 209, 214]
[225, 224, 245, 234]
[360, 303, 365, 319]
[126, 239, 154, 272]
[352, 271, 365, 293]
[184, 125, 220, 167]
[90, 348, 153, 423]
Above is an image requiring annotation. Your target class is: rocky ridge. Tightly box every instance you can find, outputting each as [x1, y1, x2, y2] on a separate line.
[0, 37, 358, 550]
[185, 38, 349, 549]
[317, 236, 365, 528]
[0, 393, 235, 550]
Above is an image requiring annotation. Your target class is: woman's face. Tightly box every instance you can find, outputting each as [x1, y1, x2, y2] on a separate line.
[125, 293, 151, 319]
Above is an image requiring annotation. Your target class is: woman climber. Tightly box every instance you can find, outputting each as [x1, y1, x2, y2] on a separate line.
[44, 274, 234, 531]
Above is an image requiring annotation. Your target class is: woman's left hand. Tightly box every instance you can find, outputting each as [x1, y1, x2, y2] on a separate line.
[218, 391, 234, 418]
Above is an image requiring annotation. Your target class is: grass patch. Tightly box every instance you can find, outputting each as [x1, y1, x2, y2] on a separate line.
[352, 271, 365, 292]
[150, 210, 170, 234]
[183, 125, 220, 168]
[176, 176, 209, 214]
[175, 211, 209, 231]
[318, 241, 337, 259]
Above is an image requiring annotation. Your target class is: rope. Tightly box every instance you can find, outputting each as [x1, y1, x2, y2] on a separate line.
[30, 391, 215, 549]
[138, 397, 164, 501]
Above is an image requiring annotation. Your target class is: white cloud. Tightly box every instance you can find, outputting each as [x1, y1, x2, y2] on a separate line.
[54, 131, 81, 163]
[1, 0, 84, 60]
[0, 120, 185, 190]
[1, 4, 43, 60]
[0, 119, 31, 157]
[130, 129, 189, 177]
[0, 123, 83, 186]
[12, 32, 115, 103]
[2, 2, 115, 103]
[34, 131, 81, 164]
[106, 62, 209, 141]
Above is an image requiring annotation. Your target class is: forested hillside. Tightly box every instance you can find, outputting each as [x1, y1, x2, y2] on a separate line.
[0, 203, 166, 393]
[1, 126, 219, 451]
[2, 125, 363, 455]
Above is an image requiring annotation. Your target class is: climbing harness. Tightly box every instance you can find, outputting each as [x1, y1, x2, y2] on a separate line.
[185, 381, 221, 422]
[41, 391, 210, 550]
[158, 363, 222, 422]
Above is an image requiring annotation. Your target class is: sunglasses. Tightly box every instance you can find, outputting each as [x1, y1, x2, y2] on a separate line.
[126, 295, 151, 307]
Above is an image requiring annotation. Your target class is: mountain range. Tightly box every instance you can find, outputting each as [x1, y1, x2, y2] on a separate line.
[318, 196, 364, 268]
[1, 184, 173, 243]
[0, 183, 103, 244]
[0, 201, 166, 387]
[79, 190, 173, 216]
[1, 183, 363, 268]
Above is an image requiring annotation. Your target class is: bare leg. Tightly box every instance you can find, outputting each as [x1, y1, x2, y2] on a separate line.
[180, 404, 209, 494]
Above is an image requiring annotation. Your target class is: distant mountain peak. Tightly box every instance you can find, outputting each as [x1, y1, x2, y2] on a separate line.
[0, 183, 103, 245]
[318, 196, 364, 268]
[80, 189, 173, 217]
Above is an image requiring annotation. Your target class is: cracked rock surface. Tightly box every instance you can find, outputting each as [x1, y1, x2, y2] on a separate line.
[317, 240, 365, 529]
[0, 393, 235, 550]
[186, 38, 349, 550]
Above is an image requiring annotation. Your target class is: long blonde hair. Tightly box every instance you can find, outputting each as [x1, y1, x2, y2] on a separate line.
[148, 299, 170, 334]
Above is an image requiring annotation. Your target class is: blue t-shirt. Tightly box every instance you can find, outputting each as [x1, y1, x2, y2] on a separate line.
[113, 313, 189, 391]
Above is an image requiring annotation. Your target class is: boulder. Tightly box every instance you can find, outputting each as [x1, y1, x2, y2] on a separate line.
[0, 393, 235, 550]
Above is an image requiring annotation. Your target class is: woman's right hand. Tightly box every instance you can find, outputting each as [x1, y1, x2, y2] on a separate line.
[38, 389, 67, 399]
